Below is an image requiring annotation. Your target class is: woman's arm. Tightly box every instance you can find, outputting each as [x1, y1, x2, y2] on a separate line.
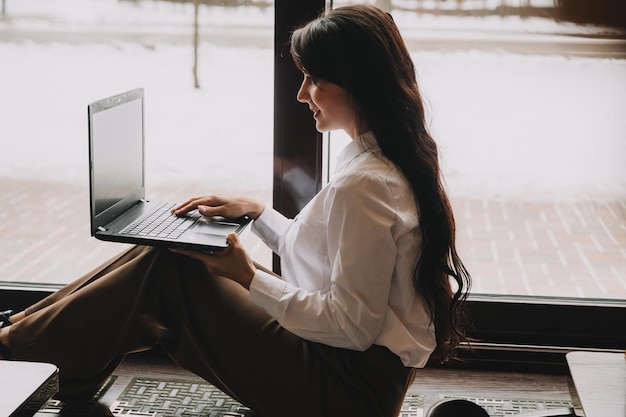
[250, 172, 405, 351]
[170, 195, 291, 290]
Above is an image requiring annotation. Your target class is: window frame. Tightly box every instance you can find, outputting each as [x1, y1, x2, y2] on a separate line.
[272, 0, 324, 272]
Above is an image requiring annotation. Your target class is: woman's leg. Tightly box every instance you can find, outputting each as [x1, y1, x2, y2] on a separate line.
[24, 246, 139, 316]
[153, 250, 415, 417]
[7, 246, 176, 401]
[0, 248, 138, 359]
[6, 245, 414, 415]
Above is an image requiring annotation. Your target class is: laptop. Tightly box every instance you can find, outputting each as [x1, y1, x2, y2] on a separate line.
[0, 361, 59, 416]
[88, 88, 251, 252]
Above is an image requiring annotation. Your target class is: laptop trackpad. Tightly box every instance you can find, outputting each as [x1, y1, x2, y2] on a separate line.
[190, 217, 241, 236]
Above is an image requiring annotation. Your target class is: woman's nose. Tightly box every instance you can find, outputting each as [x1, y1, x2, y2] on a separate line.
[296, 80, 309, 103]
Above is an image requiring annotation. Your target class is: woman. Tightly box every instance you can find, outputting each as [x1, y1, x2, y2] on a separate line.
[0, 5, 470, 416]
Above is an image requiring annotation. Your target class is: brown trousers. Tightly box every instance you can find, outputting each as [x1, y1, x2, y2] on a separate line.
[8, 246, 415, 417]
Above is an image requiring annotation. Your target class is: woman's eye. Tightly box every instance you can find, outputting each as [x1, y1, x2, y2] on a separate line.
[305, 75, 320, 86]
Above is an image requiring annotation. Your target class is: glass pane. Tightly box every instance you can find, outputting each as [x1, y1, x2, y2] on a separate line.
[0, 0, 274, 285]
[325, 0, 626, 300]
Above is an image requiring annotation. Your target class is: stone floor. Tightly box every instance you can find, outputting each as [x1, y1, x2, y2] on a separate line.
[0, 178, 624, 300]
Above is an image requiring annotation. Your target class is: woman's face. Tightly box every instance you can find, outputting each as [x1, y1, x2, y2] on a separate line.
[296, 73, 361, 139]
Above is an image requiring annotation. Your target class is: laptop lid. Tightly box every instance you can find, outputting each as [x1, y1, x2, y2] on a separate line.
[88, 88, 145, 237]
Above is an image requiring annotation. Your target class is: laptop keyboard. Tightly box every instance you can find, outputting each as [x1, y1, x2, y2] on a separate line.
[121, 202, 196, 240]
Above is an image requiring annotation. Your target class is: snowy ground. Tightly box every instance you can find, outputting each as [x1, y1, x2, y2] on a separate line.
[2, 0, 624, 201]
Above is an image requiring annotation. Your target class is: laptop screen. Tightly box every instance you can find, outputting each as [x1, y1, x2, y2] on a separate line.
[88, 88, 145, 234]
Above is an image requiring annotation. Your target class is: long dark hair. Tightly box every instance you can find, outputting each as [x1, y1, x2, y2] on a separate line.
[290, 5, 471, 362]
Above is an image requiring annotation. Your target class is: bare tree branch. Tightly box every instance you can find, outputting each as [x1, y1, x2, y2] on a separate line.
[193, 0, 200, 89]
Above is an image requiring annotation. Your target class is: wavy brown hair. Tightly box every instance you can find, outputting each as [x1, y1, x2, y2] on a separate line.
[290, 5, 471, 362]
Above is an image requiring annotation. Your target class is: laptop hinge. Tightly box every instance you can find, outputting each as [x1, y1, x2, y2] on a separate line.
[140, 198, 149, 203]
[97, 226, 107, 232]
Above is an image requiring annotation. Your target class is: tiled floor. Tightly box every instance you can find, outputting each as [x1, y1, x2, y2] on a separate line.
[30, 351, 577, 417]
[1, 178, 625, 300]
[452, 196, 626, 298]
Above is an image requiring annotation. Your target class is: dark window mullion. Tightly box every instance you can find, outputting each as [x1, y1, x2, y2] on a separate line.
[272, 0, 324, 273]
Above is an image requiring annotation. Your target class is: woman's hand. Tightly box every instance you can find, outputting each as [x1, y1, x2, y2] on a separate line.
[171, 233, 256, 290]
[172, 195, 265, 220]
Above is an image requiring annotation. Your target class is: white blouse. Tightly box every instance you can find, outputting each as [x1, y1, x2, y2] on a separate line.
[248, 131, 436, 367]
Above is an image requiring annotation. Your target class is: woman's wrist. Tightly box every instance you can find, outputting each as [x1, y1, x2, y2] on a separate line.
[248, 201, 266, 220]
[238, 267, 257, 290]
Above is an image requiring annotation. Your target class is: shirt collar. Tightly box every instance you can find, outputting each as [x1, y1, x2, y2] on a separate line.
[335, 131, 379, 173]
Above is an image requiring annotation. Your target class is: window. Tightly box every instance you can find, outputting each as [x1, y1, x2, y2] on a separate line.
[0, 0, 274, 286]
[1, 0, 624, 363]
